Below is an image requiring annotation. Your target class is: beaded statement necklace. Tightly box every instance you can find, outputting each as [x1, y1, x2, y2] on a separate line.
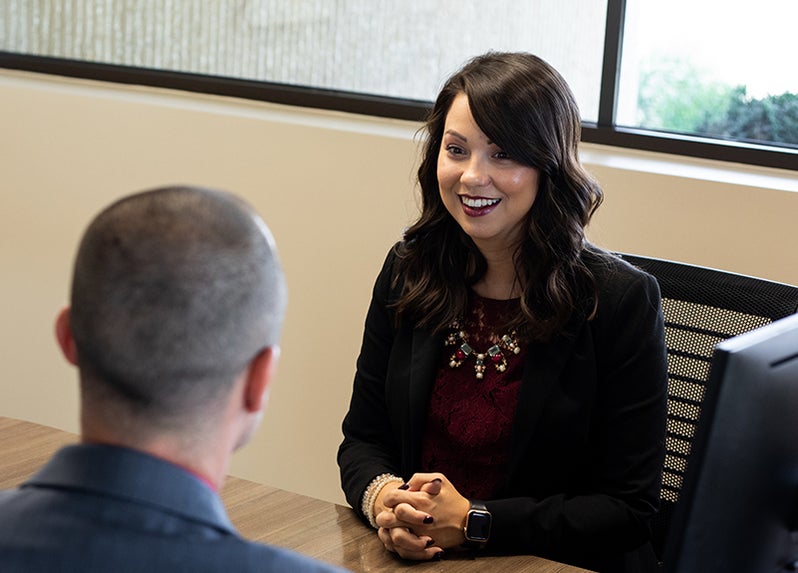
[445, 320, 522, 380]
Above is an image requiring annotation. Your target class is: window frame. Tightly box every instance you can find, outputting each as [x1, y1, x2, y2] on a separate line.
[1, 0, 796, 172]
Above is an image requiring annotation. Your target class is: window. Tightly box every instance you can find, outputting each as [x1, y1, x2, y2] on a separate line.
[1, 0, 795, 170]
[0, 0, 607, 120]
[618, 0, 798, 149]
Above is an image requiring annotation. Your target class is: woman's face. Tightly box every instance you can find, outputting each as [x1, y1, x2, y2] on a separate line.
[437, 93, 540, 254]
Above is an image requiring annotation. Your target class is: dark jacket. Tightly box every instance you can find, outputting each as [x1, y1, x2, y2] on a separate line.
[0, 444, 347, 573]
[338, 246, 668, 573]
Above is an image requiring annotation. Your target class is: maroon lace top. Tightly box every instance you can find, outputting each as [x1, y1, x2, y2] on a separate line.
[420, 293, 525, 500]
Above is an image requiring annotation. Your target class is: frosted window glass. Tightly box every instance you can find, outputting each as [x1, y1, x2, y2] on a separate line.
[1, 0, 607, 122]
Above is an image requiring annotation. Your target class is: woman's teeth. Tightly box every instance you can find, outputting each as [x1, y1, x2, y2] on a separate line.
[461, 197, 500, 208]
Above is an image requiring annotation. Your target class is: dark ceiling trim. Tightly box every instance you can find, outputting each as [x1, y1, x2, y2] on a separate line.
[0, 51, 431, 122]
[2, 51, 796, 172]
[582, 125, 798, 172]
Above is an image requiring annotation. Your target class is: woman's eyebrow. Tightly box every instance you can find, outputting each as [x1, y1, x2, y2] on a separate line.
[443, 129, 496, 146]
[443, 129, 467, 142]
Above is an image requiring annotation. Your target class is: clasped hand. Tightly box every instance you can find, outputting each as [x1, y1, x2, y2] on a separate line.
[375, 472, 470, 560]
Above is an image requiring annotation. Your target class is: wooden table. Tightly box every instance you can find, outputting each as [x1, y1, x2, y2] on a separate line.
[0, 417, 592, 572]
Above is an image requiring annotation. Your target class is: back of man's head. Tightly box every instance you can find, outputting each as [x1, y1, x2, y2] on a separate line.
[68, 186, 286, 430]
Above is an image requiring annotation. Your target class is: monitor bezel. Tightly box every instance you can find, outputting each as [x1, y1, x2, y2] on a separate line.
[663, 313, 798, 573]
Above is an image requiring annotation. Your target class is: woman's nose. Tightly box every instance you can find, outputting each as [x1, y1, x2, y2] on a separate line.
[460, 157, 491, 187]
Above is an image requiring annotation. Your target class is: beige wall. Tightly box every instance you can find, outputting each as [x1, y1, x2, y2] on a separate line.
[2, 70, 796, 505]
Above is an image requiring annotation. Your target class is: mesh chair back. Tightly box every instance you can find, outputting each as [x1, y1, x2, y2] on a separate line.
[617, 253, 798, 561]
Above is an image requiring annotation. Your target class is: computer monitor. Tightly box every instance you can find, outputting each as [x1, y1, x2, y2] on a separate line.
[663, 312, 798, 573]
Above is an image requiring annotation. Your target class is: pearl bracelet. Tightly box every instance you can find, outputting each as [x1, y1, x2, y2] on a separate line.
[361, 473, 404, 529]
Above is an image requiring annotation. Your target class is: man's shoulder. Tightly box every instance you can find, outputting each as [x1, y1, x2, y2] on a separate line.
[0, 469, 348, 573]
[0, 504, 348, 573]
[0, 542, 347, 573]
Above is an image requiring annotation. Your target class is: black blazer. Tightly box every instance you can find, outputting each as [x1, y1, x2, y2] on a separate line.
[338, 246, 668, 573]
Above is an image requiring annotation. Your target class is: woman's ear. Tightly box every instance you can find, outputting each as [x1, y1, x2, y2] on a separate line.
[55, 306, 79, 366]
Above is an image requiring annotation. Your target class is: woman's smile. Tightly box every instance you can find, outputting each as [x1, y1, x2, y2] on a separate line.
[459, 195, 501, 216]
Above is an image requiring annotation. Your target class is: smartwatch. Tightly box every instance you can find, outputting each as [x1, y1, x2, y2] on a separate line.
[463, 500, 492, 548]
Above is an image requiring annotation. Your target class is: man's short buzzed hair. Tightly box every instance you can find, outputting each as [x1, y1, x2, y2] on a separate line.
[69, 186, 287, 423]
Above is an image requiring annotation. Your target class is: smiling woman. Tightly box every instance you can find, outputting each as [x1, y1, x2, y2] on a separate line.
[337, 51, 669, 573]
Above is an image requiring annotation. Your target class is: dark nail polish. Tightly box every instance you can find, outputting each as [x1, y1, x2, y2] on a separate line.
[398, 483, 410, 490]
[431, 478, 442, 483]
[433, 551, 445, 561]
[423, 515, 434, 524]
[425, 539, 435, 548]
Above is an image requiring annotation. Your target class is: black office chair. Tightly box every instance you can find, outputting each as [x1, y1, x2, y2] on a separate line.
[617, 253, 798, 562]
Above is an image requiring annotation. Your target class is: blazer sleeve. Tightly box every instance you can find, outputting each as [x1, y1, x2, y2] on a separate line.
[337, 248, 404, 520]
[487, 265, 668, 569]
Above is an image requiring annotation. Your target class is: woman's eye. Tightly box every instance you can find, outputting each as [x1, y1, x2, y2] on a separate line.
[445, 144, 465, 156]
[494, 150, 511, 160]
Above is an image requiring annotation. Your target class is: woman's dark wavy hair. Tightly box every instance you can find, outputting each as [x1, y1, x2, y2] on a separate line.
[392, 52, 604, 341]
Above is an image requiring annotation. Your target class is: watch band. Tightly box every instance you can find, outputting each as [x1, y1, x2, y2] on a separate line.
[469, 500, 488, 513]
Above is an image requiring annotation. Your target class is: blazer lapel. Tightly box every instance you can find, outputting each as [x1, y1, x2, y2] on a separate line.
[505, 323, 583, 480]
[401, 327, 440, 471]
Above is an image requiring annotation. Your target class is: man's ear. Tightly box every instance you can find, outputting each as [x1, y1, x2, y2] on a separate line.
[55, 307, 79, 366]
[243, 346, 280, 413]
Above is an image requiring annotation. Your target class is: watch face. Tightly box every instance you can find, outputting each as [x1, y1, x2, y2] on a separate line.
[466, 510, 492, 542]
